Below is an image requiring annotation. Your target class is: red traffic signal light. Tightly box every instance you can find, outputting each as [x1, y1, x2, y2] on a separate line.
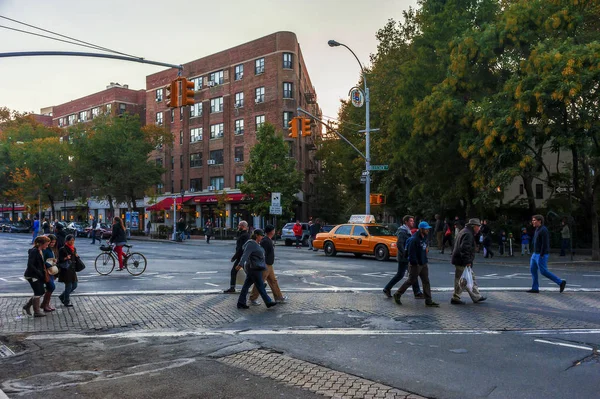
[180, 78, 195, 106]
[301, 118, 312, 136]
[288, 117, 299, 138]
[165, 80, 179, 108]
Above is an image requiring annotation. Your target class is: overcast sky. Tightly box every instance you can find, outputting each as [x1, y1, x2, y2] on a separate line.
[0, 0, 416, 121]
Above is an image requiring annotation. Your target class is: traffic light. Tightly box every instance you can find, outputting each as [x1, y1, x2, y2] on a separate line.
[369, 194, 378, 205]
[181, 78, 195, 106]
[301, 118, 312, 136]
[369, 194, 386, 205]
[165, 80, 179, 108]
[288, 117, 299, 138]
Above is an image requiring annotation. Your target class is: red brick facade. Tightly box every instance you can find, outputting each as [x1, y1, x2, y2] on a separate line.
[146, 31, 321, 219]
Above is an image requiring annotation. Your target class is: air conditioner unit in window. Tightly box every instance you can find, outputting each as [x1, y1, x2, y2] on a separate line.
[207, 185, 216, 191]
[255, 98, 262, 104]
[234, 158, 241, 162]
[208, 81, 215, 87]
[234, 102, 242, 108]
[207, 160, 216, 165]
[235, 129, 244, 135]
[218, 132, 224, 137]
[239, 73, 243, 79]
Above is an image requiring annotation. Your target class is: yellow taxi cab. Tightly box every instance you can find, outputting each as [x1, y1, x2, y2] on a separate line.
[312, 215, 397, 261]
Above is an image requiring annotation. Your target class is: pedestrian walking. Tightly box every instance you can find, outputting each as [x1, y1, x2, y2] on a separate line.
[177, 218, 186, 241]
[527, 214, 566, 293]
[392, 221, 439, 307]
[22, 235, 51, 317]
[55, 222, 66, 249]
[57, 234, 80, 307]
[498, 230, 507, 256]
[41, 234, 59, 312]
[383, 215, 423, 299]
[90, 216, 99, 244]
[30, 216, 40, 244]
[224, 221, 250, 293]
[520, 228, 530, 256]
[450, 218, 487, 305]
[146, 220, 152, 236]
[433, 214, 443, 250]
[109, 217, 127, 271]
[205, 220, 214, 244]
[309, 219, 321, 251]
[249, 224, 288, 305]
[293, 220, 303, 248]
[236, 229, 277, 309]
[440, 219, 453, 254]
[42, 218, 51, 234]
[560, 219, 570, 257]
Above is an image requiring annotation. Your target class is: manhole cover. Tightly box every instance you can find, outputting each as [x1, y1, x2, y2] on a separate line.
[0, 344, 15, 358]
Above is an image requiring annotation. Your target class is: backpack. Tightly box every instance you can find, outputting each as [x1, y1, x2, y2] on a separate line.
[404, 235, 414, 252]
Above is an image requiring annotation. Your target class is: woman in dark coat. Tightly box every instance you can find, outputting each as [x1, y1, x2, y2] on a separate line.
[55, 222, 67, 249]
[58, 234, 79, 307]
[23, 235, 51, 317]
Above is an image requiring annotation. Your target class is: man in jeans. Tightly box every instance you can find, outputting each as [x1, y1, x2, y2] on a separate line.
[250, 224, 288, 305]
[528, 214, 566, 293]
[292, 220, 303, 248]
[393, 221, 439, 307]
[383, 215, 423, 299]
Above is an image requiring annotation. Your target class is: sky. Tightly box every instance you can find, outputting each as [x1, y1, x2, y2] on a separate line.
[0, 0, 417, 121]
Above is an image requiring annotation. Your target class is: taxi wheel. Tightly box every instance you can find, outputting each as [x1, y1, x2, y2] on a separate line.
[324, 241, 337, 257]
[374, 245, 389, 261]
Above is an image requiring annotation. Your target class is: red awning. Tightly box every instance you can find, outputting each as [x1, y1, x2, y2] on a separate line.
[0, 206, 24, 212]
[146, 196, 193, 211]
[194, 193, 247, 203]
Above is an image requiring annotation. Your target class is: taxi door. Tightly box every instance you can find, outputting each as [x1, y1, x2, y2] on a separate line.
[331, 224, 352, 251]
[350, 225, 371, 253]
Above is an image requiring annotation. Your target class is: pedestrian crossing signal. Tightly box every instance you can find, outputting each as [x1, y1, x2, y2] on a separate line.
[369, 194, 385, 205]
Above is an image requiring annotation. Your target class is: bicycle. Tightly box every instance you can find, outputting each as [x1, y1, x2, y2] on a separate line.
[94, 243, 147, 276]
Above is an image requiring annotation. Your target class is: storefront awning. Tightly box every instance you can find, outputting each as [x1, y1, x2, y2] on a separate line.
[193, 193, 247, 203]
[0, 206, 24, 212]
[146, 196, 194, 211]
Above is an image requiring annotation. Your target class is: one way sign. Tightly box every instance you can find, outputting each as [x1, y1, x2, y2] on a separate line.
[271, 192, 281, 207]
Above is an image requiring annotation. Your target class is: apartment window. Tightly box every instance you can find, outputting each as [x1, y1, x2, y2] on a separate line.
[234, 147, 244, 162]
[255, 58, 265, 75]
[535, 184, 544, 199]
[179, 130, 183, 145]
[190, 76, 202, 91]
[156, 112, 163, 125]
[234, 64, 244, 80]
[210, 149, 224, 165]
[210, 176, 224, 190]
[519, 184, 524, 195]
[234, 119, 244, 135]
[58, 117, 65, 127]
[283, 111, 293, 128]
[190, 178, 202, 191]
[190, 128, 203, 143]
[79, 111, 87, 122]
[190, 102, 202, 118]
[255, 115, 265, 130]
[156, 183, 164, 194]
[210, 97, 223, 113]
[234, 92, 244, 108]
[180, 155, 184, 169]
[210, 123, 224, 139]
[209, 70, 224, 85]
[171, 109, 175, 123]
[68, 114, 76, 125]
[235, 174, 244, 189]
[190, 153, 203, 168]
[179, 106, 183, 120]
[118, 103, 127, 115]
[283, 82, 293, 99]
[283, 52, 293, 69]
[255, 87, 265, 103]
[156, 88, 163, 102]
[105, 104, 112, 114]
[91, 107, 100, 119]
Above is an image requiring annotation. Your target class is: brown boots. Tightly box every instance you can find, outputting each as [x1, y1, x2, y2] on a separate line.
[32, 296, 46, 317]
[22, 297, 33, 315]
[41, 292, 55, 312]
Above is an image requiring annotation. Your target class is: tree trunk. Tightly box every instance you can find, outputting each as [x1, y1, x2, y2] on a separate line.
[107, 195, 114, 221]
[521, 175, 537, 215]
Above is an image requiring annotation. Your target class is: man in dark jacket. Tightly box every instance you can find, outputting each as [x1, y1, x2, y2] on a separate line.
[383, 215, 422, 299]
[450, 218, 486, 304]
[224, 220, 250, 293]
[393, 221, 439, 307]
[249, 224, 287, 305]
[528, 215, 566, 293]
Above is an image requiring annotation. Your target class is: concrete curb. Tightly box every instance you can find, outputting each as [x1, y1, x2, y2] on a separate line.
[0, 388, 8, 399]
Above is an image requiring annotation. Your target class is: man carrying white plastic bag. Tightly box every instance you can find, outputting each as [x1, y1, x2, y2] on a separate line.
[450, 218, 487, 305]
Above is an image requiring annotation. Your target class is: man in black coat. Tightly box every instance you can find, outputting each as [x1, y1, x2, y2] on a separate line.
[224, 220, 250, 293]
[451, 218, 486, 305]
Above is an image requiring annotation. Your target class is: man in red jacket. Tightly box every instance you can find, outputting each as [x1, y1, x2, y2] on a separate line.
[293, 220, 303, 249]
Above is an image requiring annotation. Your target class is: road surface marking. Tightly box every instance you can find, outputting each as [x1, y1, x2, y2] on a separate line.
[583, 275, 600, 277]
[192, 277, 212, 280]
[195, 271, 218, 274]
[204, 283, 219, 287]
[534, 339, 593, 351]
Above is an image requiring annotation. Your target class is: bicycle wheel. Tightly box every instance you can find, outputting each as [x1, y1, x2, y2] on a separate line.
[125, 252, 147, 276]
[95, 252, 115, 275]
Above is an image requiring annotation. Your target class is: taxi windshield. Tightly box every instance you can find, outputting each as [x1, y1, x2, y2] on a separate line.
[367, 226, 394, 236]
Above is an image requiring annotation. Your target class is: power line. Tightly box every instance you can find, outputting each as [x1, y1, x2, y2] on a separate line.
[0, 15, 141, 59]
[0, 25, 116, 53]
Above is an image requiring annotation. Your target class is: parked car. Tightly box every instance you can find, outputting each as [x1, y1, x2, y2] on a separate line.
[85, 223, 113, 239]
[312, 223, 398, 261]
[281, 222, 311, 246]
[67, 222, 89, 237]
[0, 218, 12, 232]
[7, 222, 30, 234]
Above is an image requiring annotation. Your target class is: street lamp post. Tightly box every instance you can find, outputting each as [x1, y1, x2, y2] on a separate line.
[328, 39, 371, 215]
[63, 190, 67, 221]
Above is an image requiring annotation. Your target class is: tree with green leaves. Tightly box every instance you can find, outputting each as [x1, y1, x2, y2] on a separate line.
[240, 123, 303, 217]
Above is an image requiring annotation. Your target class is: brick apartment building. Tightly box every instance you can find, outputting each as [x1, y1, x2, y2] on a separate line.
[146, 31, 321, 227]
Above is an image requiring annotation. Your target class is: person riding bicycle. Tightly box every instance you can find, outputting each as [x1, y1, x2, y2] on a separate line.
[109, 217, 127, 271]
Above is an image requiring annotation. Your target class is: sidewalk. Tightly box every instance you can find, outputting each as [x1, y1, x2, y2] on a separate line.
[428, 250, 600, 268]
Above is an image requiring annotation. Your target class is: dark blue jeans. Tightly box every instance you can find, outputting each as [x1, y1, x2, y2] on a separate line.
[385, 261, 421, 295]
[238, 269, 273, 306]
[61, 281, 78, 304]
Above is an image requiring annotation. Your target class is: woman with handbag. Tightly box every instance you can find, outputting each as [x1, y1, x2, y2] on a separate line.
[41, 234, 59, 312]
[58, 234, 79, 307]
[109, 217, 127, 271]
[23, 235, 51, 317]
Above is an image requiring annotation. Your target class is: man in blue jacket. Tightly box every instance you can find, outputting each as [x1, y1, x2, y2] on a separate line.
[528, 214, 566, 293]
[393, 221, 439, 307]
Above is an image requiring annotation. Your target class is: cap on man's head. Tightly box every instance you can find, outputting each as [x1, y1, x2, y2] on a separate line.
[254, 229, 265, 236]
[418, 221, 432, 229]
[467, 218, 481, 226]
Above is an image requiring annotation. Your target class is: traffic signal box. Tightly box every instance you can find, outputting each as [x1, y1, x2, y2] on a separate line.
[181, 78, 195, 106]
[369, 194, 386, 205]
[288, 117, 299, 138]
[301, 118, 312, 136]
[165, 80, 179, 108]
[288, 117, 312, 138]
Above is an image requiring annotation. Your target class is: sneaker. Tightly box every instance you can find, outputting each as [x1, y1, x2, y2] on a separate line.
[560, 280, 566, 293]
[425, 301, 440, 307]
[450, 299, 466, 305]
[223, 287, 236, 294]
[414, 292, 425, 299]
[393, 292, 402, 305]
[526, 289, 539, 293]
[250, 300, 261, 306]
[276, 296, 288, 303]
[266, 301, 278, 308]
[64, 302, 74, 308]
[382, 288, 392, 298]
[237, 303, 249, 309]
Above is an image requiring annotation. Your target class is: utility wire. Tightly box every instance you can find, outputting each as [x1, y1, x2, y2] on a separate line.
[0, 15, 141, 59]
[0, 25, 116, 53]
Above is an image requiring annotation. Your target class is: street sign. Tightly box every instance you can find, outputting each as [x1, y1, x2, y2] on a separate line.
[361, 170, 370, 176]
[269, 206, 282, 215]
[555, 186, 574, 193]
[271, 192, 281, 207]
[360, 176, 373, 184]
[349, 88, 364, 108]
[369, 165, 389, 171]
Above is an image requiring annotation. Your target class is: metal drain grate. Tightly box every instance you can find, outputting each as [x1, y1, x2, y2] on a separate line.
[0, 344, 15, 358]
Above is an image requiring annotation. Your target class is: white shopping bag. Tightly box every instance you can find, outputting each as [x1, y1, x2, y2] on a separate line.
[236, 268, 247, 285]
[459, 266, 474, 292]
